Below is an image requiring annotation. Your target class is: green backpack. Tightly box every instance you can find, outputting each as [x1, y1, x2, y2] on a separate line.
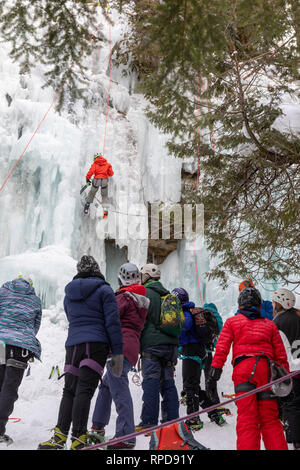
[158, 294, 185, 337]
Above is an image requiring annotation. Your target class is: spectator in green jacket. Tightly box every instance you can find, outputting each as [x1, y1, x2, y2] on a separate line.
[136, 264, 179, 431]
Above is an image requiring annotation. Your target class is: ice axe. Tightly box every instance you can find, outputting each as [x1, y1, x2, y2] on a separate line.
[80, 181, 91, 194]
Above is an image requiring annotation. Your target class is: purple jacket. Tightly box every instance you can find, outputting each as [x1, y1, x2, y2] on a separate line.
[115, 284, 150, 366]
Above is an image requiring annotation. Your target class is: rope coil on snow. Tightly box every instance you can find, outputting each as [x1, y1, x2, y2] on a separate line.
[8, 418, 21, 423]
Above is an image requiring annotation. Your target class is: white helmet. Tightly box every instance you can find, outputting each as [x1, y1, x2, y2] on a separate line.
[118, 263, 141, 286]
[140, 263, 161, 282]
[272, 288, 296, 310]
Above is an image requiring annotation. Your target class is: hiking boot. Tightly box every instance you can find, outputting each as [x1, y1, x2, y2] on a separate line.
[84, 202, 90, 214]
[216, 407, 231, 416]
[107, 440, 136, 450]
[91, 424, 105, 436]
[135, 424, 152, 436]
[70, 432, 89, 450]
[38, 427, 68, 450]
[208, 410, 226, 426]
[185, 416, 204, 431]
[0, 434, 13, 446]
[88, 425, 105, 444]
[179, 391, 187, 406]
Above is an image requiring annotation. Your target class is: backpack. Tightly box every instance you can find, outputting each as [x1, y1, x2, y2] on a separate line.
[149, 421, 209, 450]
[158, 293, 185, 337]
[190, 307, 219, 346]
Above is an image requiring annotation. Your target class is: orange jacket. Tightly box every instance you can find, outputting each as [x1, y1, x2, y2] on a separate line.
[86, 156, 114, 180]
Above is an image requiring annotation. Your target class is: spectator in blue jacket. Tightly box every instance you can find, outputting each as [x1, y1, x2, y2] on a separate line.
[236, 280, 273, 320]
[0, 275, 42, 445]
[38, 255, 123, 451]
[173, 288, 223, 430]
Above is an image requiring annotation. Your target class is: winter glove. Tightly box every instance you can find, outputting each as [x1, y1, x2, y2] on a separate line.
[206, 367, 222, 402]
[110, 354, 124, 378]
[86, 179, 91, 185]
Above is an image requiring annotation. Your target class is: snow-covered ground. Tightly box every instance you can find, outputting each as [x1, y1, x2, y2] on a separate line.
[5, 303, 237, 451]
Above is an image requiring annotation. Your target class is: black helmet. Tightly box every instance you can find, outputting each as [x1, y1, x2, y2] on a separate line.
[171, 288, 189, 303]
[238, 287, 262, 308]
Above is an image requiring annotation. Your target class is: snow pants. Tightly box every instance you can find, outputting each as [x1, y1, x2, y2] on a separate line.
[86, 178, 108, 204]
[140, 345, 179, 426]
[182, 356, 214, 415]
[57, 342, 109, 437]
[232, 356, 288, 450]
[204, 351, 220, 404]
[0, 345, 32, 435]
[281, 377, 300, 444]
[92, 358, 135, 444]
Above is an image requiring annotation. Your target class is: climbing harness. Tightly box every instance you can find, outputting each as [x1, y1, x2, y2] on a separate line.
[60, 343, 104, 380]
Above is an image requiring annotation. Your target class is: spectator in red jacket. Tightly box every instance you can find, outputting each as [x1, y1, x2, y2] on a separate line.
[206, 287, 289, 450]
[84, 153, 114, 213]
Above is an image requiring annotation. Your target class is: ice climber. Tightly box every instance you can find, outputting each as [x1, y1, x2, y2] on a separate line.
[84, 153, 114, 216]
[38, 255, 123, 450]
[206, 286, 289, 450]
[0, 276, 42, 446]
[91, 263, 149, 449]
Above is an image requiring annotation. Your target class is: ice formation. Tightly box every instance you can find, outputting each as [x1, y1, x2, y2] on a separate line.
[0, 8, 298, 317]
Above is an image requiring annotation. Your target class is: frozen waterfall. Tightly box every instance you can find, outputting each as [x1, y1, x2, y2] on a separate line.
[0, 8, 275, 318]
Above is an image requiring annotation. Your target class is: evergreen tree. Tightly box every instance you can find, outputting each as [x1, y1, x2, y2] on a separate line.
[115, 0, 300, 287]
[0, 0, 106, 111]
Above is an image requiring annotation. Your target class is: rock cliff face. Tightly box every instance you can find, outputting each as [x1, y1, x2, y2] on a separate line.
[146, 167, 198, 265]
[148, 238, 179, 266]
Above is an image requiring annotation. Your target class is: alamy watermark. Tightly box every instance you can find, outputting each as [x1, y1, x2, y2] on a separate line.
[96, 200, 204, 250]
[291, 340, 300, 361]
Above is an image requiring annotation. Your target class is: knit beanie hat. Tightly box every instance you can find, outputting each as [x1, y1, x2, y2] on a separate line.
[239, 280, 255, 292]
[77, 255, 102, 276]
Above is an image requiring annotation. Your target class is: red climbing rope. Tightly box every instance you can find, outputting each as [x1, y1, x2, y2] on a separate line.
[8, 418, 21, 423]
[102, 17, 112, 157]
[193, 76, 204, 307]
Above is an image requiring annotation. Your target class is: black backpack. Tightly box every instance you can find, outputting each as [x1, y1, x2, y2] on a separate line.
[190, 307, 219, 347]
